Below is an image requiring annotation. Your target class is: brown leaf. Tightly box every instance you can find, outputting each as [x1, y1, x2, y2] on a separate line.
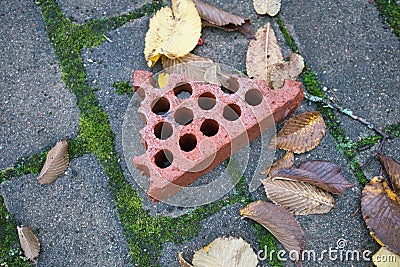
[38, 139, 69, 185]
[178, 252, 193, 267]
[261, 151, 294, 175]
[263, 178, 335, 215]
[192, 237, 258, 266]
[240, 201, 304, 261]
[193, 0, 245, 26]
[271, 161, 353, 194]
[246, 22, 283, 82]
[377, 154, 400, 196]
[253, 0, 281, 16]
[202, 19, 254, 39]
[269, 111, 326, 153]
[269, 53, 304, 89]
[17, 226, 40, 263]
[361, 177, 400, 254]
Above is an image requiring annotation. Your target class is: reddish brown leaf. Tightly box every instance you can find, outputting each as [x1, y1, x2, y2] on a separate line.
[38, 139, 69, 185]
[269, 111, 326, 153]
[193, 0, 245, 26]
[17, 226, 40, 263]
[202, 19, 254, 39]
[240, 200, 304, 262]
[361, 177, 400, 254]
[378, 154, 400, 196]
[261, 151, 294, 175]
[271, 161, 353, 194]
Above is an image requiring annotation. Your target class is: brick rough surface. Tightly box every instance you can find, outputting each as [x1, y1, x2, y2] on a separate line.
[132, 70, 304, 201]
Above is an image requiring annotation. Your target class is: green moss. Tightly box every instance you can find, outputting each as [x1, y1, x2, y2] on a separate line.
[375, 0, 400, 38]
[113, 81, 133, 97]
[276, 16, 298, 53]
[0, 196, 30, 266]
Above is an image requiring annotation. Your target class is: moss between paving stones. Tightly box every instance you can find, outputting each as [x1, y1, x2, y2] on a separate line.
[113, 81, 134, 97]
[375, 0, 400, 38]
[0, 0, 282, 266]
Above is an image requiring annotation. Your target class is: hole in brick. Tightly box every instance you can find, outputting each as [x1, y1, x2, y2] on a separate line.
[154, 149, 173, 169]
[179, 134, 197, 152]
[174, 107, 193, 125]
[223, 104, 241, 121]
[154, 122, 173, 140]
[245, 89, 263, 106]
[151, 97, 170, 115]
[173, 83, 192, 99]
[221, 77, 239, 94]
[198, 92, 216, 110]
[200, 119, 219, 136]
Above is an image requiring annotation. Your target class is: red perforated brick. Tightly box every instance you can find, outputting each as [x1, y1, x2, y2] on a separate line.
[132, 70, 304, 201]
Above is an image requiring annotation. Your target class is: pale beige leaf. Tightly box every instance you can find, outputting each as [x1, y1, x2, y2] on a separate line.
[253, 0, 281, 16]
[178, 252, 193, 267]
[246, 22, 283, 82]
[38, 139, 69, 185]
[269, 53, 305, 89]
[372, 247, 400, 267]
[162, 54, 213, 81]
[144, 0, 202, 66]
[262, 178, 335, 215]
[192, 237, 258, 267]
[240, 201, 304, 262]
[269, 111, 326, 153]
[261, 151, 294, 175]
[17, 226, 40, 263]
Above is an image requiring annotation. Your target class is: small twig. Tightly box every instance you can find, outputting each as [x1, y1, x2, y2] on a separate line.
[103, 34, 113, 43]
[349, 206, 360, 217]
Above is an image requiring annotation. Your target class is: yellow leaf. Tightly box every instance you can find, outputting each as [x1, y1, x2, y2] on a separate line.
[144, 0, 202, 67]
[157, 72, 169, 88]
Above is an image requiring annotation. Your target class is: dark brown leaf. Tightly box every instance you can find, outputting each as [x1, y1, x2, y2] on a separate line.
[263, 178, 335, 215]
[193, 0, 245, 26]
[269, 111, 326, 153]
[202, 19, 255, 39]
[240, 200, 304, 262]
[271, 161, 353, 194]
[38, 139, 69, 185]
[17, 226, 40, 263]
[361, 177, 400, 254]
[261, 151, 294, 175]
[377, 154, 400, 196]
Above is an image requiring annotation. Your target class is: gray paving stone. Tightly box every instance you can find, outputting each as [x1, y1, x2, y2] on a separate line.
[0, 0, 79, 169]
[56, 0, 152, 23]
[0, 155, 131, 266]
[280, 0, 400, 141]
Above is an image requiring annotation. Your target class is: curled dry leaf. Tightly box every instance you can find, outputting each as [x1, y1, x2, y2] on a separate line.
[17, 226, 40, 263]
[361, 177, 400, 254]
[377, 154, 400, 196]
[261, 151, 294, 175]
[271, 161, 353, 194]
[202, 19, 254, 39]
[144, 0, 202, 66]
[38, 139, 69, 185]
[269, 53, 305, 89]
[253, 0, 281, 16]
[269, 111, 326, 154]
[263, 178, 335, 215]
[178, 252, 193, 267]
[240, 201, 304, 260]
[372, 247, 400, 267]
[192, 237, 258, 267]
[246, 22, 283, 82]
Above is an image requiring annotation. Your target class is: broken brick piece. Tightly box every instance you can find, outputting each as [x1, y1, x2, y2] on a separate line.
[132, 70, 304, 201]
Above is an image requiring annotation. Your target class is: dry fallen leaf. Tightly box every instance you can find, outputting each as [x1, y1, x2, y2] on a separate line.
[178, 252, 193, 267]
[192, 237, 258, 267]
[17, 226, 40, 263]
[253, 0, 281, 16]
[263, 178, 335, 215]
[240, 200, 304, 262]
[269, 111, 326, 153]
[246, 22, 283, 82]
[269, 53, 305, 89]
[144, 0, 202, 67]
[202, 19, 254, 39]
[271, 161, 353, 194]
[38, 139, 69, 185]
[361, 176, 400, 254]
[162, 54, 213, 81]
[377, 154, 400, 196]
[372, 247, 400, 267]
[261, 151, 294, 175]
